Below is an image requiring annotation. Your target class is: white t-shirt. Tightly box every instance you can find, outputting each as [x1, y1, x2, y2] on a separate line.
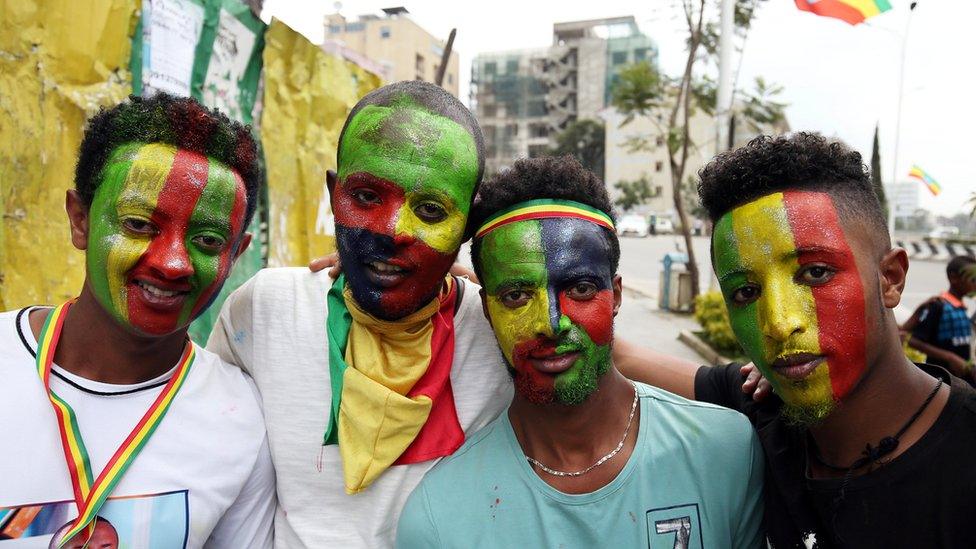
[0, 307, 275, 548]
[207, 268, 512, 548]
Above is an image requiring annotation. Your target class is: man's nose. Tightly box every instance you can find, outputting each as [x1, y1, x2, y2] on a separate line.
[760, 280, 809, 342]
[144, 233, 194, 279]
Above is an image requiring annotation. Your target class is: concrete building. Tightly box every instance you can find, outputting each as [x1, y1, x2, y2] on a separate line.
[324, 7, 460, 97]
[471, 16, 657, 176]
[603, 105, 789, 221]
[886, 181, 921, 222]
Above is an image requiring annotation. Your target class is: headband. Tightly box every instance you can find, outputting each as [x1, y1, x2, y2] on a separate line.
[475, 199, 615, 239]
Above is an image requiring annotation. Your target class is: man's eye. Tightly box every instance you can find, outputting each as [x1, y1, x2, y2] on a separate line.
[730, 285, 760, 305]
[500, 290, 531, 308]
[414, 202, 447, 223]
[566, 281, 598, 300]
[192, 234, 227, 252]
[121, 218, 155, 235]
[352, 189, 381, 205]
[798, 264, 834, 285]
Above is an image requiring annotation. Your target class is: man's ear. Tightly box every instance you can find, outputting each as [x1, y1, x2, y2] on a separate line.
[233, 233, 253, 262]
[879, 247, 909, 309]
[612, 274, 623, 317]
[326, 170, 338, 196]
[65, 190, 89, 251]
[479, 287, 490, 321]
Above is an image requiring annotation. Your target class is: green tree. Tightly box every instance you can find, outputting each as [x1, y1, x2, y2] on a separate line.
[871, 124, 888, 220]
[550, 119, 605, 181]
[613, 176, 654, 212]
[611, 0, 778, 301]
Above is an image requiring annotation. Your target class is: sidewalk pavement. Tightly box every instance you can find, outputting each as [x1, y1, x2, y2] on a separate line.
[617, 280, 704, 364]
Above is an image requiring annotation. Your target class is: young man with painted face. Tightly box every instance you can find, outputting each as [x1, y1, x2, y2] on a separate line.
[689, 133, 976, 548]
[395, 156, 765, 549]
[0, 95, 274, 547]
[207, 81, 696, 548]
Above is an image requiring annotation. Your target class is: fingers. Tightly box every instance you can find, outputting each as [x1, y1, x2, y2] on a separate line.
[740, 362, 772, 402]
[308, 252, 341, 279]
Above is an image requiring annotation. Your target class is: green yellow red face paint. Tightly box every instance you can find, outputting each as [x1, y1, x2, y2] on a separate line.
[86, 142, 247, 336]
[332, 98, 479, 320]
[712, 191, 867, 423]
[478, 217, 615, 406]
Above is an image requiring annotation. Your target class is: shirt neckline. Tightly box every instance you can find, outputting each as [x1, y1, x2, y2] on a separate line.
[501, 382, 651, 505]
[18, 306, 181, 396]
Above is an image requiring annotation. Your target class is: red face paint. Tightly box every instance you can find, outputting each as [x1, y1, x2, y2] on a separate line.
[783, 191, 867, 400]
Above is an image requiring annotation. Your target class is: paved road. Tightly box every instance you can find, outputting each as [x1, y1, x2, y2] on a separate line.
[617, 234, 962, 320]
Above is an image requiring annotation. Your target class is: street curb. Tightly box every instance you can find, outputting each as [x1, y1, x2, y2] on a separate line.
[678, 330, 731, 366]
[623, 283, 657, 301]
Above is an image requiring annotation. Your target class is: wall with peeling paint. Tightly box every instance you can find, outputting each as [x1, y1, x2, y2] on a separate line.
[261, 18, 382, 267]
[0, 0, 136, 310]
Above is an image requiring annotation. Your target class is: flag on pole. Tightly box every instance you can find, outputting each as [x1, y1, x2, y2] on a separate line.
[795, 0, 893, 25]
[908, 165, 942, 196]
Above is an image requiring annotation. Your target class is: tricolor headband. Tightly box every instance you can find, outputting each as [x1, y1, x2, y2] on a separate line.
[475, 199, 615, 239]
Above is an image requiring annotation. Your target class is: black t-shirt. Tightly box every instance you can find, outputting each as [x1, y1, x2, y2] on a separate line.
[695, 362, 976, 548]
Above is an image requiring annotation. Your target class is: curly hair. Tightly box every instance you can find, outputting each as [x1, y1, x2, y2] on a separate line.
[697, 132, 889, 248]
[469, 155, 619, 280]
[75, 93, 262, 227]
[338, 80, 486, 186]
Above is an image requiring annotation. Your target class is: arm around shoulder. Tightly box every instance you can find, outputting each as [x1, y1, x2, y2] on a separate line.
[613, 338, 700, 399]
[396, 483, 442, 549]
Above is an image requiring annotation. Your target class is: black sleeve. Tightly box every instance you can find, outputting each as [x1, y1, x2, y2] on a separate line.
[694, 363, 751, 413]
[911, 300, 942, 344]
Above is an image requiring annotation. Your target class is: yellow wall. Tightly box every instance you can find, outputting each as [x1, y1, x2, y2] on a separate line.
[0, 0, 135, 309]
[261, 18, 382, 267]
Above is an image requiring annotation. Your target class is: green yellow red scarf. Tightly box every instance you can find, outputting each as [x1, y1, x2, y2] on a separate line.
[324, 275, 463, 494]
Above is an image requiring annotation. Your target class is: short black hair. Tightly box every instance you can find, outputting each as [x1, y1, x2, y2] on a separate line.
[337, 80, 486, 186]
[75, 93, 262, 228]
[947, 255, 976, 277]
[698, 132, 889, 249]
[469, 155, 619, 281]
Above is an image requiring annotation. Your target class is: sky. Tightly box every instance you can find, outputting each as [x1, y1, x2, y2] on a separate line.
[263, 0, 975, 217]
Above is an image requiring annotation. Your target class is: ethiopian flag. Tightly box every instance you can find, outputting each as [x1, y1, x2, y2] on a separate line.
[795, 0, 892, 25]
[909, 165, 942, 196]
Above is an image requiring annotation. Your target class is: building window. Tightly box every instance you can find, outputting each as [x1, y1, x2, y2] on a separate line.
[484, 62, 497, 76]
[528, 145, 549, 158]
[505, 123, 518, 137]
[345, 22, 364, 32]
[655, 136, 664, 146]
[634, 48, 648, 61]
[483, 104, 497, 117]
[328, 25, 342, 34]
[611, 51, 627, 66]
[380, 26, 391, 38]
[415, 54, 424, 74]
[448, 73, 454, 85]
[654, 185, 663, 196]
[506, 59, 518, 74]
[655, 161, 664, 172]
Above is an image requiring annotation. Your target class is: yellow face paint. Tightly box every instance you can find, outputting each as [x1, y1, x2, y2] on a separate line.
[393, 200, 465, 254]
[715, 193, 832, 415]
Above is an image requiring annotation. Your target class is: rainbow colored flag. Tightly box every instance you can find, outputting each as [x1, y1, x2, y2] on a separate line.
[795, 0, 892, 25]
[909, 165, 942, 196]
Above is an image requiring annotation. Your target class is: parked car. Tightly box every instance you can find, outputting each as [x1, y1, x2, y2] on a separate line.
[653, 218, 675, 234]
[617, 214, 649, 237]
[927, 226, 960, 240]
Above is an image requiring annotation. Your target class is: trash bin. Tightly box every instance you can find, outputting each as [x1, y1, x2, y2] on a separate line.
[659, 252, 693, 312]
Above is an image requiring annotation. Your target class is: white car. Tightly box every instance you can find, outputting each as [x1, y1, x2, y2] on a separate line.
[927, 226, 960, 240]
[653, 218, 674, 234]
[617, 214, 649, 237]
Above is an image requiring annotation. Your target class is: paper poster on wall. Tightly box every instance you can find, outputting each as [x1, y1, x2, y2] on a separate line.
[140, 0, 205, 97]
[201, 7, 258, 122]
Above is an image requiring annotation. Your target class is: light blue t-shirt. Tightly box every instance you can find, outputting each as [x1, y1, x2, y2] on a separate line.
[396, 382, 764, 549]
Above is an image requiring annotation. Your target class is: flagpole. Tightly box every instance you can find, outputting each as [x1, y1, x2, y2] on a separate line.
[889, 1, 917, 237]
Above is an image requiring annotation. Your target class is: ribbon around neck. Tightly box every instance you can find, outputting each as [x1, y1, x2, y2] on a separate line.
[36, 301, 194, 547]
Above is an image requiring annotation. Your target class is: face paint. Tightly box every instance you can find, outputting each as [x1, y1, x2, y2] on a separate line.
[712, 191, 867, 424]
[87, 142, 247, 336]
[479, 218, 615, 405]
[333, 99, 479, 320]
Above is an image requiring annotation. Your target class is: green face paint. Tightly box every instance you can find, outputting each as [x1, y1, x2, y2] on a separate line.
[86, 142, 248, 336]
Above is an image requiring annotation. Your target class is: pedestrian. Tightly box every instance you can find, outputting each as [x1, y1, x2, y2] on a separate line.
[902, 255, 976, 381]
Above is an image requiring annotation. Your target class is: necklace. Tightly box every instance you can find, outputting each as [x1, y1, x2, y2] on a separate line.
[811, 377, 944, 472]
[525, 382, 639, 477]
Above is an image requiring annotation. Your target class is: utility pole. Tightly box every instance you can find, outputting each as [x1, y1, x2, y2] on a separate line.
[715, 0, 734, 158]
[889, 2, 918, 237]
